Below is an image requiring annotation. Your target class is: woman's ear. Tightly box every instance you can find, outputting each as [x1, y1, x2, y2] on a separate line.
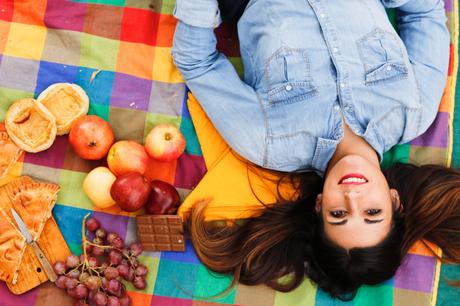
[390, 189, 403, 213]
[315, 194, 322, 213]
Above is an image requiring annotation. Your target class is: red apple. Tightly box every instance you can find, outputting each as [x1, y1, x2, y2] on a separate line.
[145, 124, 186, 162]
[107, 140, 148, 176]
[145, 180, 181, 215]
[110, 173, 151, 212]
[69, 115, 115, 160]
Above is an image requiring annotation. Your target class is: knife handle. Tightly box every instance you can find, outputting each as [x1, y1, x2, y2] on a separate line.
[30, 240, 58, 282]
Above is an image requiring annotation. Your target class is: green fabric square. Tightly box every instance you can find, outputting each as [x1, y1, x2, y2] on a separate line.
[274, 279, 316, 306]
[69, 242, 83, 256]
[88, 102, 110, 120]
[154, 259, 199, 299]
[109, 107, 147, 144]
[180, 117, 202, 156]
[193, 265, 235, 304]
[160, 0, 175, 14]
[436, 264, 460, 306]
[451, 57, 460, 167]
[125, 256, 159, 295]
[80, 33, 120, 71]
[144, 113, 182, 141]
[125, 0, 151, 9]
[354, 284, 393, 306]
[382, 143, 410, 169]
[73, 0, 126, 6]
[58, 169, 93, 210]
[0, 87, 34, 121]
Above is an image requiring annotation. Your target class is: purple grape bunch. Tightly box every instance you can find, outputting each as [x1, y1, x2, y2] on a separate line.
[53, 215, 147, 306]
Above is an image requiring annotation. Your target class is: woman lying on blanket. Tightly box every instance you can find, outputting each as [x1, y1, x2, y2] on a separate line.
[171, 0, 459, 299]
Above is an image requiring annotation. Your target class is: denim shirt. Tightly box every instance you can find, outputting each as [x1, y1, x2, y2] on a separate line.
[172, 0, 450, 174]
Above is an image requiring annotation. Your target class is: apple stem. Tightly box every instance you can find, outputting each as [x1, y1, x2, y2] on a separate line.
[164, 133, 172, 141]
[88, 141, 97, 147]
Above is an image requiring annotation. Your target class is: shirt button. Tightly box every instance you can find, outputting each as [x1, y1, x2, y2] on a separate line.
[285, 85, 292, 91]
[333, 48, 339, 53]
[334, 105, 340, 111]
[387, 66, 392, 71]
[320, 13, 325, 18]
[340, 83, 346, 89]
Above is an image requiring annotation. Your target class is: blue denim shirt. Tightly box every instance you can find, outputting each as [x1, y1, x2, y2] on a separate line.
[172, 0, 450, 174]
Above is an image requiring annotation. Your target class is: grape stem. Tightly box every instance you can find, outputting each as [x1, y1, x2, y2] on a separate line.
[82, 213, 91, 270]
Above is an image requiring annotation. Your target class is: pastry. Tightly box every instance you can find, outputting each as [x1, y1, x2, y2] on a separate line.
[0, 131, 23, 180]
[0, 176, 59, 285]
[0, 176, 60, 241]
[5, 99, 57, 153]
[37, 83, 89, 135]
[0, 209, 26, 285]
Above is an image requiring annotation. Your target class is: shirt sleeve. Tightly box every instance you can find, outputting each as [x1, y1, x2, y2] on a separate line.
[381, 0, 450, 134]
[171, 19, 268, 168]
[173, 0, 222, 28]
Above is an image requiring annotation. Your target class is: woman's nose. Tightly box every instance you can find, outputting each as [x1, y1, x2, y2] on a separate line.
[344, 190, 361, 198]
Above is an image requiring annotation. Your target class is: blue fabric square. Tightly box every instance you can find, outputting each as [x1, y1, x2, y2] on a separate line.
[154, 258, 199, 299]
[160, 239, 200, 264]
[76, 67, 115, 106]
[52, 204, 91, 245]
[34, 61, 79, 96]
[315, 288, 354, 306]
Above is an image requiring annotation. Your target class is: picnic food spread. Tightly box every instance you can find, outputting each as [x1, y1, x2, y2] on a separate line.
[0, 82, 188, 305]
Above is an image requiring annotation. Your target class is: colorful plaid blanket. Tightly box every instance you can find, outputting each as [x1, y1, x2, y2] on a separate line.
[0, 0, 458, 305]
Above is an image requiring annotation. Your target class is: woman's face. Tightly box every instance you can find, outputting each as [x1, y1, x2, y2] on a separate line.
[317, 155, 400, 249]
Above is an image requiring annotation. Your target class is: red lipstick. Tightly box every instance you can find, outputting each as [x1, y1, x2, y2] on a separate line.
[339, 173, 368, 185]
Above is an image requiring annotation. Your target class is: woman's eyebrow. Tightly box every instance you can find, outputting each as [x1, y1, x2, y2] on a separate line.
[364, 219, 384, 224]
[327, 220, 347, 226]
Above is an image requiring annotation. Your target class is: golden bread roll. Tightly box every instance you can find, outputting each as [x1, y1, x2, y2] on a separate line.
[5, 98, 57, 153]
[37, 83, 89, 135]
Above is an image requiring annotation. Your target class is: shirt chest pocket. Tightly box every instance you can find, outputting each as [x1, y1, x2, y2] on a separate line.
[265, 47, 318, 105]
[357, 28, 409, 86]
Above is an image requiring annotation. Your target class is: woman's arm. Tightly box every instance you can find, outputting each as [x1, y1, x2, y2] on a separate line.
[382, 0, 450, 134]
[171, 0, 267, 167]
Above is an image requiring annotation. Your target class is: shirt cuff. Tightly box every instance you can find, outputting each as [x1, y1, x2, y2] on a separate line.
[173, 0, 222, 29]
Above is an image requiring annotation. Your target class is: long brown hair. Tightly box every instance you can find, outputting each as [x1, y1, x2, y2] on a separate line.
[186, 163, 460, 298]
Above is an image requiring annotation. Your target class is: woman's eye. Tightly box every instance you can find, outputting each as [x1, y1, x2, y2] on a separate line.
[330, 210, 346, 218]
[366, 209, 381, 215]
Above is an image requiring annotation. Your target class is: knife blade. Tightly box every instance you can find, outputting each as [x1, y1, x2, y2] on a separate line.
[10, 208, 57, 282]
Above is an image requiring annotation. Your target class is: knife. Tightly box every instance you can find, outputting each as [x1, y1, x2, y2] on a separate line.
[11, 208, 57, 282]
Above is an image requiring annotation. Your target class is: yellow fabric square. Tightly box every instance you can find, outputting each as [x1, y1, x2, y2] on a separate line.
[4, 22, 47, 60]
[152, 47, 184, 83]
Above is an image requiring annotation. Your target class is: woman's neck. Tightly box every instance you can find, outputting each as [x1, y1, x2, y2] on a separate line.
[327, 121, 380, 173]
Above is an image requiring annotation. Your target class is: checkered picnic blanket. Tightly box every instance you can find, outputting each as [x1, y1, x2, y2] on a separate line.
[0, 0, 458, 305]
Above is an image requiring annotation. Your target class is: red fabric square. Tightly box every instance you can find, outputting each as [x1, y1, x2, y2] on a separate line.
[120, 7, 160, 46]
[0, 0, 13, 22]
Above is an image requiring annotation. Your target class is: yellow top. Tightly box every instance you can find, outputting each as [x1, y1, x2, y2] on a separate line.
[178, 94, 296, 221]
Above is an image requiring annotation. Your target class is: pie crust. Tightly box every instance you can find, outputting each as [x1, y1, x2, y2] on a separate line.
[0, 131, 23, 180]
[5, 99, 57, 153]
[0, 176, 60, 285]
[37, 83, 89, 135]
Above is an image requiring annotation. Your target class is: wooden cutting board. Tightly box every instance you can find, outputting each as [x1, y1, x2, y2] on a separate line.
[7, 215, 71, 295]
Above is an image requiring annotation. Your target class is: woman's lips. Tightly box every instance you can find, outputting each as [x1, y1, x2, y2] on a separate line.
[339, 173, 368, 185]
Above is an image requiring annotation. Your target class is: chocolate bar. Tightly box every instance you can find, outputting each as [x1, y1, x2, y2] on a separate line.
[136, 215, 186, 252]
